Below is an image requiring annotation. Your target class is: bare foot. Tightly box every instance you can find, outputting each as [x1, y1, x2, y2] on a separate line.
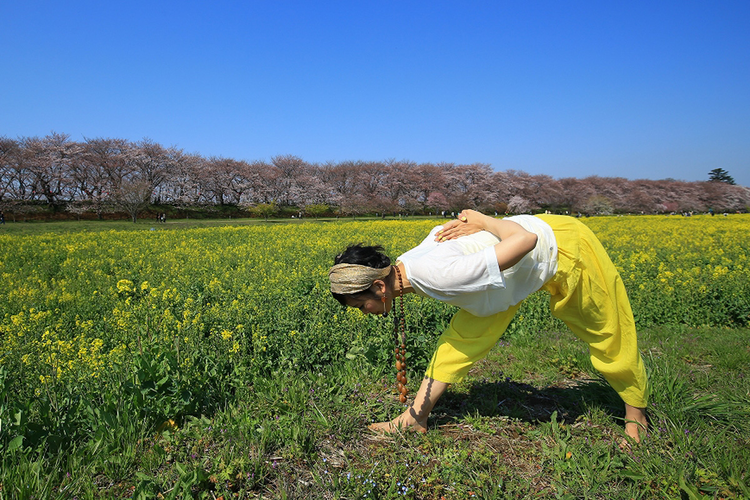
[621, 404, 648, 448]
[624, 421, 647, 442]
[368, 408, 427, 434]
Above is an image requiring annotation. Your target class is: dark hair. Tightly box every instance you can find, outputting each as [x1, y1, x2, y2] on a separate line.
[331, 244, 391, 305]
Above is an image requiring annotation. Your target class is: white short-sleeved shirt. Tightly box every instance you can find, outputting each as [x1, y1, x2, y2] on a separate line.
[397, 215, 558, 317]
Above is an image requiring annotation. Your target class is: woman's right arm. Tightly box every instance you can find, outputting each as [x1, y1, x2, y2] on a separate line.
[436, 209, 538, 271]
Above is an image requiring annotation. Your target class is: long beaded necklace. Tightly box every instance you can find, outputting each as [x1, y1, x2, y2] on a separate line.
[393, 265, 408, 403]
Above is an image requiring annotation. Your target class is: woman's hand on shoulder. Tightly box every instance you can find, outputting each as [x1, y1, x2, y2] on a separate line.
[435, 209, 488, 242]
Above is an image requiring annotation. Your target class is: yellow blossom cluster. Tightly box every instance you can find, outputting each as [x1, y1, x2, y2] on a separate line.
[0, 215, 748, 403]
[582, 214, 750, 326]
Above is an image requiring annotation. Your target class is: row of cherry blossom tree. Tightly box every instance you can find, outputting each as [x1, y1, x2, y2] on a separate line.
[1, 133, 748, 220]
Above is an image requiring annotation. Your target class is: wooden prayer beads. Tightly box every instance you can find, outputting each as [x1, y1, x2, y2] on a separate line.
[393, 265, 408, 403]
[396, 343, 408, 402]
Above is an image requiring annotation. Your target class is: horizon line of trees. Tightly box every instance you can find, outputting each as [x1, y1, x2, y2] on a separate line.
[1, 132, 749, 222]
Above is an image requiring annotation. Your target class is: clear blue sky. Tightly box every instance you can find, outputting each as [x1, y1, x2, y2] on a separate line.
[2, 1, 749, 186]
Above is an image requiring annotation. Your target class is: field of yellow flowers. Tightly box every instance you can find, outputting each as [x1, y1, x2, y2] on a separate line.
[1, 214, 749, 498]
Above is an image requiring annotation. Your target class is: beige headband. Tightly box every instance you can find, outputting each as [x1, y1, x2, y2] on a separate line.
[328, 263, 391, 294]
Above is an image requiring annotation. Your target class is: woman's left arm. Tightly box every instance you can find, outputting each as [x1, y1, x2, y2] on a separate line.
[436, 209, 537, 271]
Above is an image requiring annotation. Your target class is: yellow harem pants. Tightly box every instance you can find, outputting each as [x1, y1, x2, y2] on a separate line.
[424, 214, 650, 408]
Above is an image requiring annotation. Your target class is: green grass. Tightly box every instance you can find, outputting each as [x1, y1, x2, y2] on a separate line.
[0, 216, 307, 236]
[3, 324, 748, 499]
[0, 214, 445, 236]
[1, 217, 749, 499]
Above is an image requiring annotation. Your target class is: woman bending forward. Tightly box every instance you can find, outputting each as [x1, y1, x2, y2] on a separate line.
[328, 210, 649, 443]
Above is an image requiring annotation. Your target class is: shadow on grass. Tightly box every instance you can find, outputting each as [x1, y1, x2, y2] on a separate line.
[432, 376, 624, 427]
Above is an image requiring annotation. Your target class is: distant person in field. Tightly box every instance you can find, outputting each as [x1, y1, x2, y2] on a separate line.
[329, 210, 649, 443]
